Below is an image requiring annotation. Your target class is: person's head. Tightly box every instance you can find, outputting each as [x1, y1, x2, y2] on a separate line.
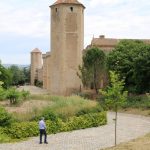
[41, 117, 44, 121]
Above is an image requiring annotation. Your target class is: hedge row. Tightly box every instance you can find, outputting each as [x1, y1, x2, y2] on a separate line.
[3, 112, 107, 139]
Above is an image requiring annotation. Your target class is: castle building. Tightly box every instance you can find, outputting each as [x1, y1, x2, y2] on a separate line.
[86, 35, 150, 53]
[30, 48, 42, 85]
[30, 1, 150, 95]
[30, 0, 85, 95]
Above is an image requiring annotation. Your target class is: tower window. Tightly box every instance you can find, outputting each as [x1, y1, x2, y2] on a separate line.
[70, 7, 73, 12]
[55, 8, 57, 12]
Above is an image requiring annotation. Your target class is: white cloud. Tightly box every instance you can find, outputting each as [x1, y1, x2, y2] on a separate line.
[89, 0, 121, 7]
[84, 0, 150, 45]
[0, 0, 150, 64]
[0, 0, 50, 38]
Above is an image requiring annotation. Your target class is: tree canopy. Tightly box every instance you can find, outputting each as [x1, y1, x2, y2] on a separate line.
[78, 47, 106, 93]
[0, 63, 12, 88]
[8, 65, 30, 86]
[107, 40, 150, 94]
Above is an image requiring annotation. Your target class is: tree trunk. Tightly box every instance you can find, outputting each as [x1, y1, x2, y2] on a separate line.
[115, 106, 118, 146]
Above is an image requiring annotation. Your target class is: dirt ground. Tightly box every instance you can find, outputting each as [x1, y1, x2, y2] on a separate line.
[0, 100, 52, 113]
[17, 85, 49, 95]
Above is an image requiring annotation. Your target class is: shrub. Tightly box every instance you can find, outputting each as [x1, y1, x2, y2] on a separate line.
[76, 104, 103, 116]
[3, 112, 107, 139]
[31, 110, 59, 122]
[6, 87, 22, 104]
[21, 90, 30, 100]
[0, 106, 13, 127]
[4, 122, 39, 139]
[0, 87, 7, 101]
[63, 112, 107, 131]
[122, 95, 150, 109]
[0, 127, 11, 143]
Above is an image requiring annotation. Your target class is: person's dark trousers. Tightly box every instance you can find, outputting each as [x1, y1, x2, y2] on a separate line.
[39, 129, 47, 143]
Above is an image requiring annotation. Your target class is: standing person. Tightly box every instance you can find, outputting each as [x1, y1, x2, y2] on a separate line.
[39, 117, 48, 144]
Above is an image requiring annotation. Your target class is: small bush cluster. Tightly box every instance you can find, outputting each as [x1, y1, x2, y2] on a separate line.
[122, 95, 150, 109]
[0, 87, 30, 105]
[0, 106, 13, 127]
[0, 88, 7, 101]
[0, 127, 11, 143]
[3, 112, 107, 139]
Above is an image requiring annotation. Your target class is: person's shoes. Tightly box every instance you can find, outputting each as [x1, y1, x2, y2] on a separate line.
[39, 142, 42, 144]
[44, 142, 48, 144]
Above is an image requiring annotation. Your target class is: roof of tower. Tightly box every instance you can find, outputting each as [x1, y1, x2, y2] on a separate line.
[31, 48, 42, 53]
[50, 0, 85, 8]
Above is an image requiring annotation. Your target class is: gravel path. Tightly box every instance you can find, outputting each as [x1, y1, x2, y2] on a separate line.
[0, 112, 150, 150]
[18, 85, 49, 95]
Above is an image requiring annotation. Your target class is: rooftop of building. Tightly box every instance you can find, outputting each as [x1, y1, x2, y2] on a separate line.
[31, 48, 42, 53]
[91, 35, 150, 46]
[50, 0, 85, 8]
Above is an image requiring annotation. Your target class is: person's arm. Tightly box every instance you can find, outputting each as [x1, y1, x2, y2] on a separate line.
[43, 121, 46, 129]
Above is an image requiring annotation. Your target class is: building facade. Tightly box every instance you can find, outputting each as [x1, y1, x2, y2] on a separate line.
[30, 0, 85, 95]
[30, 48, 42, 85]
[30, 1, 150, 95]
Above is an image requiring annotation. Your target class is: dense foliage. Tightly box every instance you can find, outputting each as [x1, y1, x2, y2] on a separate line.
[3, 112, 107, 139]
[8, 65, 30, 86]
[0, 64, 12, 88]
[78, 47, 106, 93]
[0, 62, 30, 88]
[122, 95, 150, 109]
[0, 106, 13, 127]
[107, 40, 150, 94]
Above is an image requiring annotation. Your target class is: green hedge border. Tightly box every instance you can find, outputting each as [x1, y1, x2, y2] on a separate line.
[3, 112, 107, 139]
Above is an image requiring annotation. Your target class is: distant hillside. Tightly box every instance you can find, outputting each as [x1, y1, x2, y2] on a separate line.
[2, 64, 30, 68]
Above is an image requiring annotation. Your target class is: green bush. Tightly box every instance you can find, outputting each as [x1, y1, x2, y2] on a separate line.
[4, 122, 39, 139]
[0, 106, 13, 127]
[64, 112, 107, 131]
[21, 90, 30, 100]
[0, 127, 11, 143]
[31, 110, 59, 122]
[0, 87, 7, 101]
[76, 104, 103, 116]
[122, 95, 150, 109]
[6, 87, 22, 104]
[3, 112, 107, 139]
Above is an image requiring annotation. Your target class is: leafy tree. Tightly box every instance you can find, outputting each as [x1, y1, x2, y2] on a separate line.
[77, 65, 92, 89]
[6, 87, 21, 104]
[23, 67, 30, 84]
[107, 40, 150, 93]
[79, 47, 106, 93]
[100, 71, 128, 146]
[8, 65, 25, 86]
[0, 64, 12, 88]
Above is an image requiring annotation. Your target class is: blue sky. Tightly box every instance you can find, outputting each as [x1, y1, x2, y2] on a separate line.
[0, 0, 150, 65]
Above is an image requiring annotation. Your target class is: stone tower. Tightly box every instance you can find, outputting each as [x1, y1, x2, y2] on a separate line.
[30, 48, 42, 85]
[49, 0, 85, 95]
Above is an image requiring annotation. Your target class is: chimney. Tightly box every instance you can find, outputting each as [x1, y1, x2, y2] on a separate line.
[99, 35, 105, 39]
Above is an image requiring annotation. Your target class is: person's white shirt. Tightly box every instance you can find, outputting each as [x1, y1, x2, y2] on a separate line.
[39, 119, 46, 129]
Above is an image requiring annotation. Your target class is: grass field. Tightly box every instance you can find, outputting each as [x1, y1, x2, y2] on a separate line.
[0, 94, 100, 121]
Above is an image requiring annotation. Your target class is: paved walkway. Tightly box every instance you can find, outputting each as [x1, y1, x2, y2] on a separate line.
[0, 112, 150, 150]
